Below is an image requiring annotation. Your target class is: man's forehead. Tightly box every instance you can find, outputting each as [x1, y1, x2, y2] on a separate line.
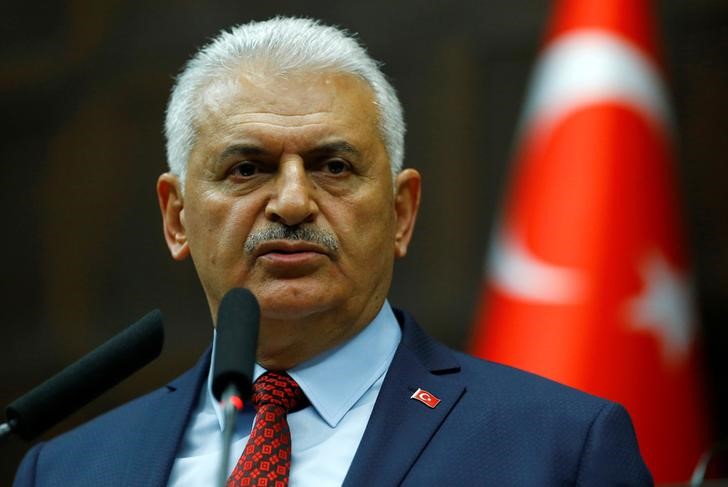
[188, 68, 384, 159]
[198, 68, 376, 120]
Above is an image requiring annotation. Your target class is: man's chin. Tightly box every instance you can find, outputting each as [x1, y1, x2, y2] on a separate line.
[258, 299, 331, 322]
[248, 273, 346, 316]
[254, 287, 342, 322]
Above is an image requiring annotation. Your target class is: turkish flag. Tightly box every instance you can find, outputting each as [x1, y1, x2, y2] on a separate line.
[469, 0, 711, 482]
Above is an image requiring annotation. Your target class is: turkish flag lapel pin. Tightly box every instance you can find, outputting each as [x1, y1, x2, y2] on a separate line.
[410, 388, 441, 408]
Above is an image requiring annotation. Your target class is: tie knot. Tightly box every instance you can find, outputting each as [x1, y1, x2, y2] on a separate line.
[252, 372, 306, 413]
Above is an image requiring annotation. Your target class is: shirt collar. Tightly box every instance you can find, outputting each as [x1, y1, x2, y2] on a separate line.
[208, 300, 401, 430]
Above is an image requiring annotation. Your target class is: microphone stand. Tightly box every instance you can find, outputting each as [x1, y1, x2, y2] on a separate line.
[217, 385, 244, 487]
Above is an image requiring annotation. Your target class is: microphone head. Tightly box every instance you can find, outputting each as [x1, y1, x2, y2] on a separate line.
[211, 288, 260, 402]
[5, 309, 164, 440]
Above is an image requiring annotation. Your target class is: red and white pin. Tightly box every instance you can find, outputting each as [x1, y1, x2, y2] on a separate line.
[410, 388, 441, 408]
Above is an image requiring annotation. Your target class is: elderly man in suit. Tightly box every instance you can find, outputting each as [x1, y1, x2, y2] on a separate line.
[14, 17, 652, 486]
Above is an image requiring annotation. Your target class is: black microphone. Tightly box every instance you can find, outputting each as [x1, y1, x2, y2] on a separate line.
[211, 288, 260, 402]
[210, 288, 259, 487]
[2, 309, 164, 441]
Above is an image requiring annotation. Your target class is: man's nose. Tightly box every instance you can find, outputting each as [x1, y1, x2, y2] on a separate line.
[265, 157, 318, 226]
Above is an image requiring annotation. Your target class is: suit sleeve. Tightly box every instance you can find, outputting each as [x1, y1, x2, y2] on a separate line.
[13, 442, 43, 487]
[575, 402, 654, 486]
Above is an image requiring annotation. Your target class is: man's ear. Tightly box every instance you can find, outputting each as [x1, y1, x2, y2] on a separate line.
[157, 173, 190, 260]
[393, 168, 421, 258]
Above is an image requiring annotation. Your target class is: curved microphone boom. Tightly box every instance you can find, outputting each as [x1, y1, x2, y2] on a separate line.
[2, 309, 164, 441]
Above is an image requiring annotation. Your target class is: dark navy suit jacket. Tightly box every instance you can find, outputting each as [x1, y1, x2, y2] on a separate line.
[13, 309, 653, 486]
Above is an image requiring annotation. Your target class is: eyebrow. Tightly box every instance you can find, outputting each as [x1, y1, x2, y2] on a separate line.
[307, 141, 361, 158]
[217, 144, 268, 163]
[216, 140, 361, 165]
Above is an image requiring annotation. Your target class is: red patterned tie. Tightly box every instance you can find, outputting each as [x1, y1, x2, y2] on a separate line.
[227, 372, 306, 487]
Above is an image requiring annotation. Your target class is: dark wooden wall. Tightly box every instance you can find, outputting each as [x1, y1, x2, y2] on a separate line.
[2, 1, 726, 483]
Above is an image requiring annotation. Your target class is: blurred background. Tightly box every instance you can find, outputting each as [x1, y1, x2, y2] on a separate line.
[1, 0, 726, 484]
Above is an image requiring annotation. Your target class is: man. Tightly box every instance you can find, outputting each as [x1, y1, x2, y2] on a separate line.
[14, 17, 652, 486]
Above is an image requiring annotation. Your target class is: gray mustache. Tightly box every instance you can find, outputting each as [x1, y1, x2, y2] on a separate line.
[244, 224, 340, 255]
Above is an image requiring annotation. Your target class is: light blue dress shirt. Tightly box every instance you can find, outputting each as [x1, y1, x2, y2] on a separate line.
[167, 301, 402, 486]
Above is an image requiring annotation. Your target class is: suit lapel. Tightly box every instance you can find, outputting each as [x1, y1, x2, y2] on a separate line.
[343, 311, 464, 487]
[119, 349, 211, 487]
[103, 315, 460, 486]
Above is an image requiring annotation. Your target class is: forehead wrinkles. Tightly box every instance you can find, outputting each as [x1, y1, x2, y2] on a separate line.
[196, 98, 337, 138]
[193, 107, 335, 157]
[198, 114, 348, 157]
[202, 78, 376, 136]
[199, 70, 346, 116]
[188, 70, 387, 166]
[197, 80, 338, 134]
[209, 112, 335, 131]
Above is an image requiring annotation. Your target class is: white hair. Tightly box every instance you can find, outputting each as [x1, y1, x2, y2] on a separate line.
[164, 17, 405, 186]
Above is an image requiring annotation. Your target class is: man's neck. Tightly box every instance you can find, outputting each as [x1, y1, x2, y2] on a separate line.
[254, 300, 385, 370]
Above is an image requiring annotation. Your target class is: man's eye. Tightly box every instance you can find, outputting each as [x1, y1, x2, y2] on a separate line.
[231, 162, 257, 177]
[325, 159, 348, 175]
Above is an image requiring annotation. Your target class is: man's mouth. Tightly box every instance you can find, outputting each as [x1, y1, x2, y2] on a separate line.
[253, 240, 330, 258]
[252, 240, 330, 275]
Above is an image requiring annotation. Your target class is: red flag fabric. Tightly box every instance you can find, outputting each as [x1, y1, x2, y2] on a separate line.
[470, 0, 711, 482]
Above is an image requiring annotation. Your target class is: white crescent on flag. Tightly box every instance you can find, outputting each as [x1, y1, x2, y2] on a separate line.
[488, 227, 585, 304]
[489, 29, 671, 305]
[519, 29, 672, 135]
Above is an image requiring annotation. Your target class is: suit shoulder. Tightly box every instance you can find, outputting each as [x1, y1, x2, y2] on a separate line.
[392, 312, 651, 485]
[11, 385, 173, 486]
[451, 350, 617, 415]
[396, 308, 616, 415]
[39, 382, 173, 455]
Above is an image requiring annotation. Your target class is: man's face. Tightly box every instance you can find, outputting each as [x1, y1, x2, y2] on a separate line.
[158, 68, 420, 367]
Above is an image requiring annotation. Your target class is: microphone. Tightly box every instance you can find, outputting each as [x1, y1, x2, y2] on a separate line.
[211, 288, 260, 403]
[2, 309, 164, 441]
[211, 288, 259, 487]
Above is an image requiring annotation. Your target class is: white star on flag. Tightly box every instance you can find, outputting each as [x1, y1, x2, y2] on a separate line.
[626, 252, 696, 365]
